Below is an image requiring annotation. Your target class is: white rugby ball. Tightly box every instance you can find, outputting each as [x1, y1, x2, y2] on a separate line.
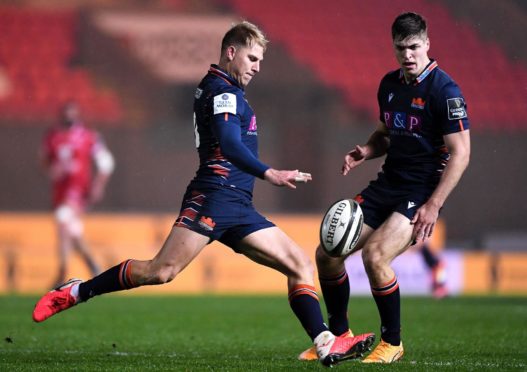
[320, 199, 364, 257]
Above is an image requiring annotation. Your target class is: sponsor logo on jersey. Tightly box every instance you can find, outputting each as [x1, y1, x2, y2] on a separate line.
[384, 111, 422, 133]
[213, 93, 237, 115]
[407, 201, 416, 209]
[447, 97, 467, 120]
[411, 97, 426, 110]
[194, 88, 203, 99]
[248, 115, 257, 132]
[388, 93, 395, 102]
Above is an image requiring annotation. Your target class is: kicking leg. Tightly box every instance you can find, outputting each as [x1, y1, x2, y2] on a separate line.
[33, 226, 209, 322]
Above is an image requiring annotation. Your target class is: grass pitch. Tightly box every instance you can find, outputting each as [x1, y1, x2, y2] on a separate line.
[1, 295, 526, 371]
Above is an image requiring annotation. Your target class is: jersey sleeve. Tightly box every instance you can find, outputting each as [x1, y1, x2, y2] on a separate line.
[434, 82, 470, 135]
[210, 90, 269, 178]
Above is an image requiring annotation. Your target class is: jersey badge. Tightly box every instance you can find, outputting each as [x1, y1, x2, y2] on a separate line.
[213, 93, 237, 115]
[447, 97, 467, 120]
[388, 93, 395, 103]
[411, 97, 425, 110]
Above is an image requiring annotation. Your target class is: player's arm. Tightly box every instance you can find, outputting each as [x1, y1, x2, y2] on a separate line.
[342, 123, 389, 175]
[412, 84, 471, 242]
[39, 132, 61, 179]
[212, 114, 311, 189]
[212, 113, 269, 177]
[90, 136, 115, 203]
[411, 130, 470, 241]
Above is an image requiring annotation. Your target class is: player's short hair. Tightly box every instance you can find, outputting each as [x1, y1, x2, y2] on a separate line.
[391, 12, 427, 41]
[221, 21, 268, 53]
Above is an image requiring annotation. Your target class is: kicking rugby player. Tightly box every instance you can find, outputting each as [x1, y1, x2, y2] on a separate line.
[33, 21, 374, 367]
[298, 12, 470, 363]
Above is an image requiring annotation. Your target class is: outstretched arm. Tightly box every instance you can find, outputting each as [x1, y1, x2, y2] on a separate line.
[342, 123, 389, 175]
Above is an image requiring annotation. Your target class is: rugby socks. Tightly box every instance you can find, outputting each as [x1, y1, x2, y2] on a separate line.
[319, 270, 350, 336]
[421, 244, 440, 269]
[371, 276, 401, 346]
[78, 259, 137, 301]
[288, 284, 329, 341]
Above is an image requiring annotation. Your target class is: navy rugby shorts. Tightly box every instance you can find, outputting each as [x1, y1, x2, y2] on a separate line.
[174, 185, 275, 250]
[355, 176, 435, 230]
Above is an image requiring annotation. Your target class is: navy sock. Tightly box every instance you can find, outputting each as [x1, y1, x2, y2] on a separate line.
[371, 276, 401, 346]
[319, 270, 350, 335]
[79, 259, 137, 301]
[421, 244, 439, 269]
[289, 284, 329, 341]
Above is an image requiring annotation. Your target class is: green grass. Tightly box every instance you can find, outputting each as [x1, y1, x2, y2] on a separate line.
[1, 295, 526, 371]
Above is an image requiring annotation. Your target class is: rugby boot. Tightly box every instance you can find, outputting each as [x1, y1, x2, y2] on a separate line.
[32, 278, 82, 322]
[362, 339, 404, 363]
[298, 329, 354, 361]
[315, 330, 376, 367]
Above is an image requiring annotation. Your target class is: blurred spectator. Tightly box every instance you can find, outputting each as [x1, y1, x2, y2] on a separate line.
[40, 101, 115, 287]
[415, 241, 448, 299]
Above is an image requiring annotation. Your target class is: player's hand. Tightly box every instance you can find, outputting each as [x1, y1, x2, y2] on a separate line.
[410, 201, 440, 243]
[342, 145, 368, 175]
[264, 169, 312, 189]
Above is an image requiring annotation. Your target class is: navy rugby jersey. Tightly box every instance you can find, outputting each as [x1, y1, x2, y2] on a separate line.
[377, 60, 470, 186]
[190, 65, 269, 195]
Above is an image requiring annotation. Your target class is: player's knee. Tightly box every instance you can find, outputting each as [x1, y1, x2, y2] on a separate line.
[315, 245, 346, 274]
[361, 245, 385, 273]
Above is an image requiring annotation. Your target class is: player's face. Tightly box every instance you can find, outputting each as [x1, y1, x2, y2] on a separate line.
[228, 43, 264, 88]
[393, 34, 430, 82]
[62, 103, 81, 125]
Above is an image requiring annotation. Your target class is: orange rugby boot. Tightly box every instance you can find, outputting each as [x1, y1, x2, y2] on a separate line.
[362, 339, 404, 363]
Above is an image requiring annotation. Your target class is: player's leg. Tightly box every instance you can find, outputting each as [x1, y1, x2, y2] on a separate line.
[236, 227, 375, 366]
[73, 236, 101, 276]
[33, 226, 209, 322]
[297, 225, 375, 361]
[54, 222, 72, 287]
[315, 225, 375, 336]
[53, 204, 79, 287]
[66, 207, 101, 277]
[361, 212, 411, 363]
[420, 243, 448, 298]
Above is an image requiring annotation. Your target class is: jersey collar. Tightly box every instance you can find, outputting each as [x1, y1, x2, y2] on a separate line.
[399, 59, 438, 85]
[208, 64, 242, 89]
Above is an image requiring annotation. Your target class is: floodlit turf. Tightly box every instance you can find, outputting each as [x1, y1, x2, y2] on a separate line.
[1, 295, 526, 371]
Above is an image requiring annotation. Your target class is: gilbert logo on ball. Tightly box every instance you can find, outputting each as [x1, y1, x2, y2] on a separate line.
[320, 199, 363, 257]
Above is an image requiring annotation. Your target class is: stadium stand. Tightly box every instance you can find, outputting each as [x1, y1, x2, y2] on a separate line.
[225, 0, 527, 130]
[0, 7, 122, 124]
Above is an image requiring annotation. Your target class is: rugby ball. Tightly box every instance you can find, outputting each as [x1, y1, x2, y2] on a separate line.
[320, 199, 363, 257]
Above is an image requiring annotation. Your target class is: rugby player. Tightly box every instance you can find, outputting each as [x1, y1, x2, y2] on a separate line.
[33, 21, 374, 367]
[40, 101, 114, 288]
[298, 12, 470, 363]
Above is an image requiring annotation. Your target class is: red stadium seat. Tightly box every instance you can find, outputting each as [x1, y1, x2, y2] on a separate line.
[0, 7, 123, 125]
